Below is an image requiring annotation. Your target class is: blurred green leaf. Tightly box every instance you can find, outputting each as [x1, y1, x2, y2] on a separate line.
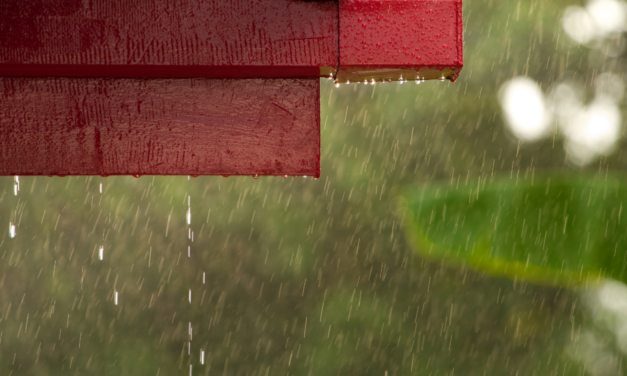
[399, 173, 627, 287]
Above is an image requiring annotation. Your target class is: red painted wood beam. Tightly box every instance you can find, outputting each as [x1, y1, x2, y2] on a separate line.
[0, 0, 339, 79]
[337, 0, 463, 83]
[0, 77, 320, 177]
[0, 0, 463, 177]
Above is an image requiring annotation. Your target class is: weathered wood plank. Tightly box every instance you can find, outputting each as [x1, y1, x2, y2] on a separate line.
[337, 0, 463, 83]
[0, 0, 338, 78]
[0, 77, 320, 176]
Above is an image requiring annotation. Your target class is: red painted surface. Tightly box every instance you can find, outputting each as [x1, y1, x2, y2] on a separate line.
[337, 0, 463, 82]
[0, 64, 324, 79]
[0, 0, 338, 78]
[0, 0, 463, 81]
[0, 0, 463, 176]
[0, 78, 320, 177]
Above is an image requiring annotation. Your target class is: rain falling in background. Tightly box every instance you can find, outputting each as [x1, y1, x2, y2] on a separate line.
[3, 0, 627, 375]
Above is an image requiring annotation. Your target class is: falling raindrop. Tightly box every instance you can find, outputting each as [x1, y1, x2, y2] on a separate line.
[99, 183, 102, 193]
[9, 223, 15, 238]
[99, 246, 104, 260]
[189, 289, 192, 303]
[114, 291, 118, 305]
[201, 349, 205, 365]
[203, 272, 205, 284]
[186, 207, 191, 225]
[13, 176, 19, 196]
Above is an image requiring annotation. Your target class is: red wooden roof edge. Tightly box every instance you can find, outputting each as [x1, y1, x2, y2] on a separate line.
[0, 0, 463, 82]
[0, 0, 463, 177]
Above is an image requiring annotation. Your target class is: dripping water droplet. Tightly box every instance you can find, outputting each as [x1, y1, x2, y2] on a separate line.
[13, 176, 19, 196]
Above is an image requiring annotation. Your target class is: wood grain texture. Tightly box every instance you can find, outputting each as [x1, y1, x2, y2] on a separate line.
[0, 0, 464, 176]
[0, 77, 320, 176]
[337, 0, 463, 83]
[0, 0, 338, 78]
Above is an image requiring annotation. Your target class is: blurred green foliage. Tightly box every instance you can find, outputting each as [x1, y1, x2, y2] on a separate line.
[400, 174, 627, 287]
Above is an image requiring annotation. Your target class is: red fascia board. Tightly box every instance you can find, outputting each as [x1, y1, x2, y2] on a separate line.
[0, 64, 325, 79]
[0, 0, 339, 78]
[337, 0, 463, 82]
[0, 77, 320, 177]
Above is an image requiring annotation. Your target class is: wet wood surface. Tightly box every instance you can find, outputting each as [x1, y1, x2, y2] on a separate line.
[0, 0, 339, 78]
[0, 77, 320, 177]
